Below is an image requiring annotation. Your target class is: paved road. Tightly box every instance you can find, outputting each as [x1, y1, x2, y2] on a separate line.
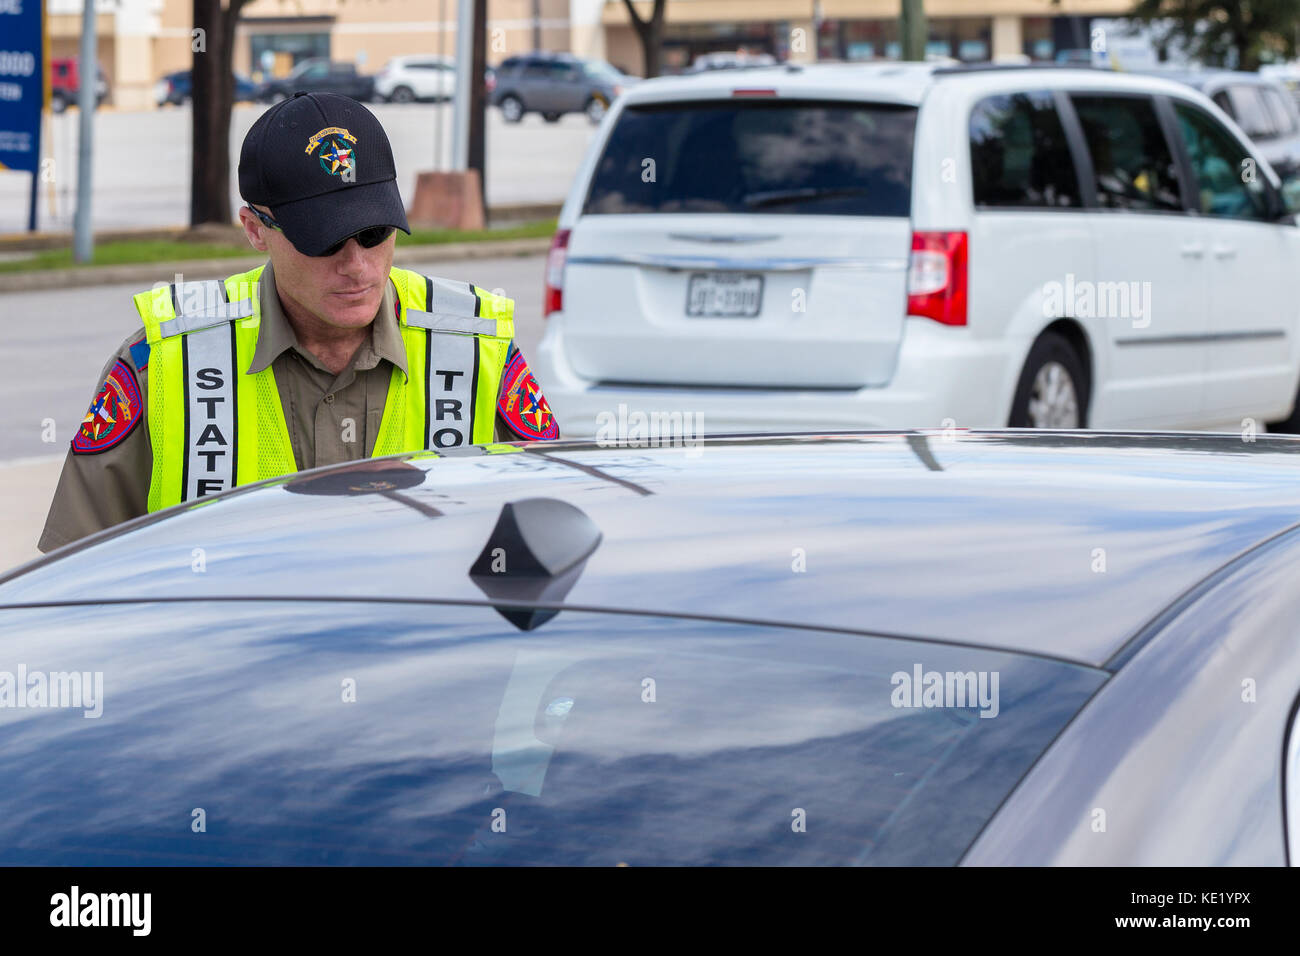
[0, 104, 594, 232]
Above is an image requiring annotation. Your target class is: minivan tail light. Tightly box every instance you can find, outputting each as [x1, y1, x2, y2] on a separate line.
[543, 228, 570, 318]
[907, 231, 967, 326]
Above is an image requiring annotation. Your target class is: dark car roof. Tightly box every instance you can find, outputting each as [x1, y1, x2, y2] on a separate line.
[6, 431, 1300, 668]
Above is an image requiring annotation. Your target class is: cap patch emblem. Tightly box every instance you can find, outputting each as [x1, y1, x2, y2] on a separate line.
[306, 127, 358, 176]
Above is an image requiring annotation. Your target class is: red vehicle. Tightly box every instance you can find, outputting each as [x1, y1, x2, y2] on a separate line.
[50, 57, 109, 113]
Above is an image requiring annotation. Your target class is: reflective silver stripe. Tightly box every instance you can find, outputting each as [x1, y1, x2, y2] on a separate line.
[405, 308, 498, 335]
[160, 299, 255, 338]
[182, 323, 237, 501]
[426, 331, 477, 449]
[425, 275, 481, 315]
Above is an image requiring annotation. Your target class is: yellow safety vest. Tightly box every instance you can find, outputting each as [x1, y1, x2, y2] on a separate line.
[132, 264, 515, 512]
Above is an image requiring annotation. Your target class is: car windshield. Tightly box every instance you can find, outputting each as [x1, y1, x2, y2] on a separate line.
[0, 601, 1106, 865]
[583, 100, 916, 216]
[583, 61, 621, 79]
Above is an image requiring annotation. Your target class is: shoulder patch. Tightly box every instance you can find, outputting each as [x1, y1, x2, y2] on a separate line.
[72, 359, 143, 455]
[498, 345, 559, 441]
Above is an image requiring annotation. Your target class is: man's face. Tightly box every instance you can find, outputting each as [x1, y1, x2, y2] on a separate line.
[238, 204, 395, 330]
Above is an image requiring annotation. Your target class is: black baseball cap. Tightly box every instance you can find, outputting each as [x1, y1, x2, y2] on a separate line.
[239, 92, 410, 256]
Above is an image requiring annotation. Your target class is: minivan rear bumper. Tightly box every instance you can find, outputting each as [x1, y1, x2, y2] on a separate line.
[533, 315, 1023, 437]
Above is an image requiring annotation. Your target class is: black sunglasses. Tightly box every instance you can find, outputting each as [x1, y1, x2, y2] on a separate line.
[247, 205, 394, 257]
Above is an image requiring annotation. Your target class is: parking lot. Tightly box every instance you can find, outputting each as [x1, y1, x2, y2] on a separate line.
[0, 103, 594, 231]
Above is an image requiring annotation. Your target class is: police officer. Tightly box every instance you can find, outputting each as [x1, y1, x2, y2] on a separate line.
[38, 92, 559, 552]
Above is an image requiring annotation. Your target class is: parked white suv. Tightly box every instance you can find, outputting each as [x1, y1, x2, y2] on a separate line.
[375, 56, 455, 103]
[533, 63, 1300, 436]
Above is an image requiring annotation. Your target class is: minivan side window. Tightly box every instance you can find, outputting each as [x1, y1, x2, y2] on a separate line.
[1173, 102, 1271, 221]
[1069, 94, 1184, 212]
[969, 91, 1081, 209]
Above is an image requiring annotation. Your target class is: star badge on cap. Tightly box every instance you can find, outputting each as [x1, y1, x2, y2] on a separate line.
[305, 126, 359, 177]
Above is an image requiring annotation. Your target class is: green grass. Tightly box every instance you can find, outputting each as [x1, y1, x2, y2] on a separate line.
[0, 219, 557, 274]
[402, 218, 557, 245]
[0, 241, 261, 273]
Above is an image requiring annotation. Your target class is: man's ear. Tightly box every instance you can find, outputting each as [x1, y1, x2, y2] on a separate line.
[238, 206, 270, 253]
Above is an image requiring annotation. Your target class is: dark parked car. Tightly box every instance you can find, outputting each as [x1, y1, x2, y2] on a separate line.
[490, 52, 632, 124]
[50, 57, 108, 113]
[257, 58, 376, 104]
[2, 431, 1300, 865]
[155, 69, 259, 107]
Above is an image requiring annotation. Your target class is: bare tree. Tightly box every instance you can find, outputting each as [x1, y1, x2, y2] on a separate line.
[191, 0, 252, 227]
[619, 0, 667, 77]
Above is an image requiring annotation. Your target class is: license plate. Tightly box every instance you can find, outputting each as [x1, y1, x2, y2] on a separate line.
[686, 273, 763, 317]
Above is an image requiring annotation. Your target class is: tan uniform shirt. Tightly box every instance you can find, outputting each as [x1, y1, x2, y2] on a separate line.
[39, 262, 557, 552]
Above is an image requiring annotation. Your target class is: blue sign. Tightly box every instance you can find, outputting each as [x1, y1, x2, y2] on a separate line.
[0, 0, 43, 175]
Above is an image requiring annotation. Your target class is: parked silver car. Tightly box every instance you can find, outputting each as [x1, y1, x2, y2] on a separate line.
[489, 52, 633, 124]
[2, 431, 1300, 864]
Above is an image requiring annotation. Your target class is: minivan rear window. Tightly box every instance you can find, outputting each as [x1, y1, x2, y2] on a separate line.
[583, 99, 916, 217]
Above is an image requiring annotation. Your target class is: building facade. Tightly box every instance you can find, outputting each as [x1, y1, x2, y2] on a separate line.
[47, 0, 1133, 111]
[603, 0, 1135, 74]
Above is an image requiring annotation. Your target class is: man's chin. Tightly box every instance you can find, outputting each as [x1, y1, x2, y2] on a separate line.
[321, 294, 383, 327]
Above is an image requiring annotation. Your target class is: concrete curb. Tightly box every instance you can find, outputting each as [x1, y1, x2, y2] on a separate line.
[0, 236, 554, 293]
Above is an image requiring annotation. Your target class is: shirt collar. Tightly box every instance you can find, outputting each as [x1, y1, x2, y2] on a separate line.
[246, 261, 409, 380]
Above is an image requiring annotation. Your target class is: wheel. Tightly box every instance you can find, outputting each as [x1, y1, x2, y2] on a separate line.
[584, 95, 607, 124]
[499, 95, 523, 123]
[269, 90, 287, 104]
[51, 94, 67, 114]
[1266, 380, 1300, 433]
[543, 112, 561, 123]
[389, 85, 415, 104]
[1008, 332, 1089, 428]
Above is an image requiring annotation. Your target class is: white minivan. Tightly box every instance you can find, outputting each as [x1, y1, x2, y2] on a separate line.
[532, 62, 1300, 436]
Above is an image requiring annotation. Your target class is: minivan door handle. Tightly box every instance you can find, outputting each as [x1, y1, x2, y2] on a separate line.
[1212, 244, 1237, 259]
[1180, 242, 1205, 258]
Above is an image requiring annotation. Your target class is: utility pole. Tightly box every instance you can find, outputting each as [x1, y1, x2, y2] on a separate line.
[435, 0, 446, 168]
[450, 0, 473, 170]
[469, 0, 487, 218]
[72, 0, 96, 262]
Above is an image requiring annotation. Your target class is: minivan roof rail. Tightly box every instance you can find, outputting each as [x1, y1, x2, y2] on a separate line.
[931, 62, 1111, 76]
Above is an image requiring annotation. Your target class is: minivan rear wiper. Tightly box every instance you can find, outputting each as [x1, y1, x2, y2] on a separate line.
[740, 186, 869, 208]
